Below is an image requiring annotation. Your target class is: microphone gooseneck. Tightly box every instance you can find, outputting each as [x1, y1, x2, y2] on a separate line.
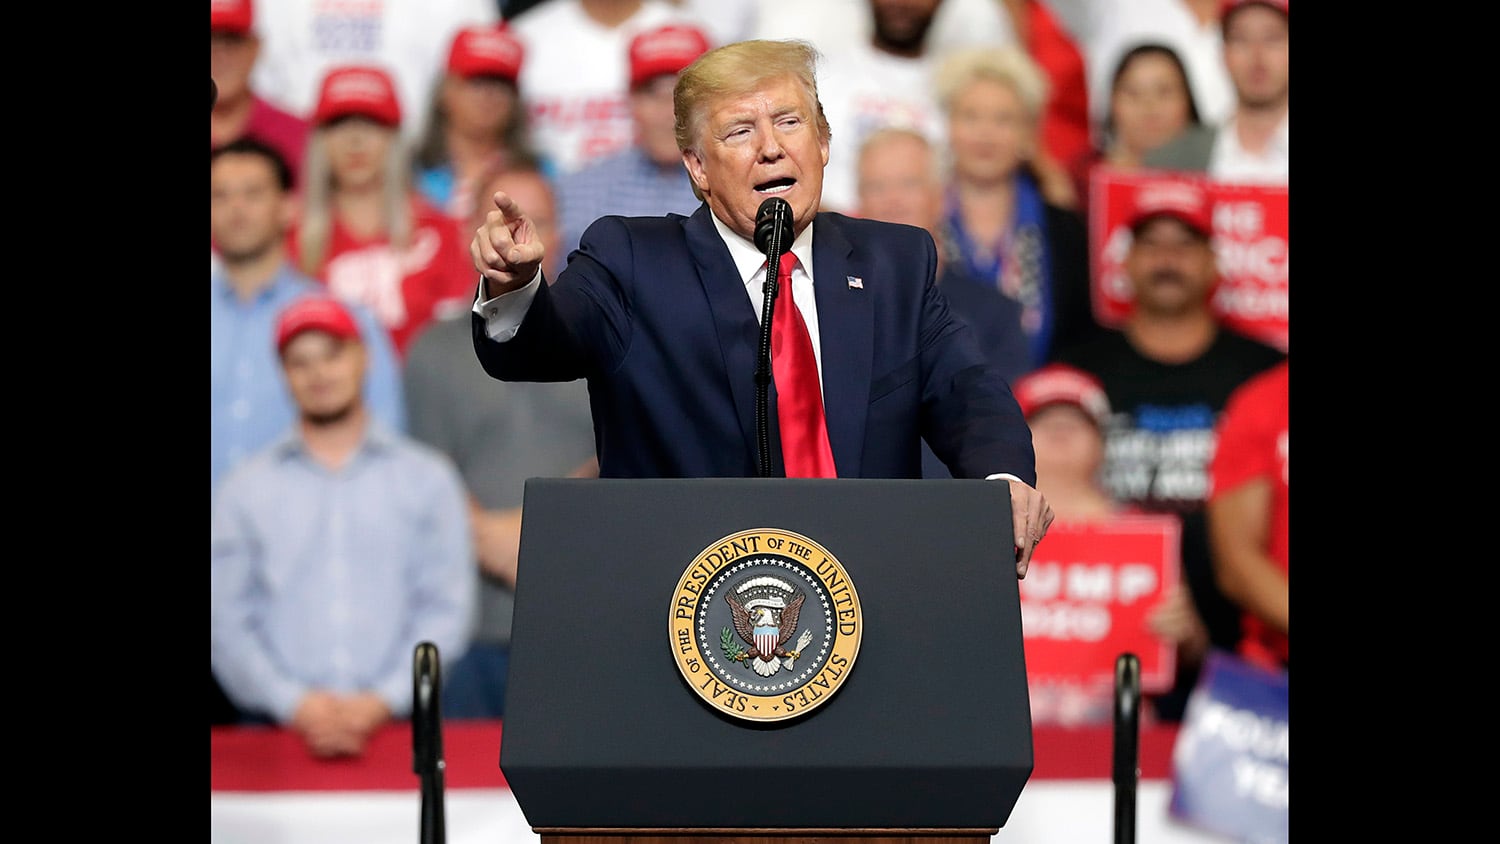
[753, 197, 794, 478]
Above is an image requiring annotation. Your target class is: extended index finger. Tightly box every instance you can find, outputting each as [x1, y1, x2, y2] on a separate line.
[491, 190, 525, 221]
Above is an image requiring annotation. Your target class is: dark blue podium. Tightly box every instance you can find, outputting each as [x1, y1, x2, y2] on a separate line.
[499, 478, 1033, 844]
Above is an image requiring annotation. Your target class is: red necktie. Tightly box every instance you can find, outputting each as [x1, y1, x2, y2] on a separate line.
[771, 251, 837, 477]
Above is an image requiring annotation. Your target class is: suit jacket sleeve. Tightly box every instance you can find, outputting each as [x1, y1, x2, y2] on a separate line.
[908, 228, 1038, 485]
[471, 215, 636, 384]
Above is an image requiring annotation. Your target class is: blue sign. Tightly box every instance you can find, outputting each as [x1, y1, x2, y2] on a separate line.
[1168, 650, 1289, 843]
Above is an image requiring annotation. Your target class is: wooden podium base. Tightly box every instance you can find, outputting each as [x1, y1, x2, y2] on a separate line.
[537, 829, 998, 844]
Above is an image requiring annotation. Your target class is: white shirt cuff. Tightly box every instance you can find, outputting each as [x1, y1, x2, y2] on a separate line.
[471, 269, 543, 342]
[984, 473, 1023, 484]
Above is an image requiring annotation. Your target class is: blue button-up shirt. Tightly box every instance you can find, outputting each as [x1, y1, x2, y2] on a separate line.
[211, 264, 406, 492]
[555, 146, 701, 263]
[210, 421, 475, 722]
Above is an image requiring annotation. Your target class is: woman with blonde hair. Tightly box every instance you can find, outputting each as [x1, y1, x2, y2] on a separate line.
[933, 45, 1101, 378]
[289, 65, 477, 358]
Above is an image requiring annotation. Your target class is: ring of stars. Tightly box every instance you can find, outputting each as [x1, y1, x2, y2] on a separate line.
[696, 556, 835, 695]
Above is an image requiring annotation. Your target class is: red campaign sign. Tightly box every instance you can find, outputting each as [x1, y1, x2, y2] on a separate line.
[1019, 515, 1181, 693]
[1088, 168, 1289, 352]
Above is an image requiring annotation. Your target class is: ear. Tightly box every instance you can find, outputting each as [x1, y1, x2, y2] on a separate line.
[683, 148, 709, 194]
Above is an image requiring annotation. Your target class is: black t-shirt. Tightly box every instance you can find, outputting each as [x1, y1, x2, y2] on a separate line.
[1054, 329, 1287, 514]
[1053, 327, 1286, 717]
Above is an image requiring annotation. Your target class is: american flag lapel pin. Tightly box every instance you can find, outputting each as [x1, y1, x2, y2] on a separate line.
[846, 275, 864, 290]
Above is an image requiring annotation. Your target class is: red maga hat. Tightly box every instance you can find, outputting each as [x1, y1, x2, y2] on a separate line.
[448, 24, 525, 82]
[211, 0, 253, 35]
[275, 297, 361, 354]
[1127, 179, 1214, 238]
[628, 23, 711, 89]
[1221, 0, 1289, 30]
[313, 65, 402, 128]
[1013, 364, 1112, 429]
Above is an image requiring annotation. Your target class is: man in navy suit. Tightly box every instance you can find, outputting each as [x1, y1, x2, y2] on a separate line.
[467, 38, 1053, 577]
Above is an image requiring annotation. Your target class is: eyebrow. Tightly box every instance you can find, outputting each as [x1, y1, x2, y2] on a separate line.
[718, 102, 804, 129]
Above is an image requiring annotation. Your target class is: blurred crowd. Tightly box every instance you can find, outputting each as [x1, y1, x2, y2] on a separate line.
[211, 0, 1288, 754]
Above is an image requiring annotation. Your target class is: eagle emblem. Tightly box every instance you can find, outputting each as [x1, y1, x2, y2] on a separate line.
[723, 575, 815, 677]
[671, 530, 863, 722]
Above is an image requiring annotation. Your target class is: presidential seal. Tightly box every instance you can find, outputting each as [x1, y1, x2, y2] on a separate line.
[669, 528, 862, 722]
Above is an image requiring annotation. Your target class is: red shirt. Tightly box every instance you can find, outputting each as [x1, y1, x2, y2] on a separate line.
[1208, 360, 1289, 669]
[1025, 0, 1093, 168]
[211, 95, 311, 188]
[287, 196, 477, 356]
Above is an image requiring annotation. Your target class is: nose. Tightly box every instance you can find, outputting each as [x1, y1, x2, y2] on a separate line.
[756, 125, 784, 161]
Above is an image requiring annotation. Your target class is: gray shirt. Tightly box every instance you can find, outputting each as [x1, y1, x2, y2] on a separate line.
[402, 313, 596, 646]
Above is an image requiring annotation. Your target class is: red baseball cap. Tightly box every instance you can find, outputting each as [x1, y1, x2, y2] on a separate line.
[1221, 0, 1289, 31]
[1012, 364, 1111, 429]
[275, 297, 362, 354]
[628, 23, 711, 89]
[447, 24, 525, 82]
[1126, 178, 1214, 239]
[313, 65, 402, 128]
[211, 0, 253, 35]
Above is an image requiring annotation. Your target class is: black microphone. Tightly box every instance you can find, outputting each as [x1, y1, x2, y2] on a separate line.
[754, 197, 792, 257]
[752, 196, 793, 477]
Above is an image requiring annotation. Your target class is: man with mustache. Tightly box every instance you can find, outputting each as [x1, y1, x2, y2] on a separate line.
[1051, 178, 1284, 720]
[467, 38, 1053, 577]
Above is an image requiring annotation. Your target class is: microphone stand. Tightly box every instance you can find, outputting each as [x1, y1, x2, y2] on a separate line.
[1112, 652, 1141, 844]
[413, 642, 445, 844]
[754, 199, 792, 478]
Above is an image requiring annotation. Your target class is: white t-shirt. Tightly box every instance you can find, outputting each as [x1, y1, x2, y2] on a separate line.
[815, 46, 949, 215]
[752, 0, 1017, 57]
[677, 0, 758, 47]
[510, 0, 711, 176]
[1209, 111, 1289, 184]
[248, 0, 499, 145]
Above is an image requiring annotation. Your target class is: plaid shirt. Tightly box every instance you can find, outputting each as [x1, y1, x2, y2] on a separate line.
[555, 146, 701, 260]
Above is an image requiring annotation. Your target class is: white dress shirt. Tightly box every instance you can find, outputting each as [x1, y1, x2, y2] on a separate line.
[710, 211, 825, 397]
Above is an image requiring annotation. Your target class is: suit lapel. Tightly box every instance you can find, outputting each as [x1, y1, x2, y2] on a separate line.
[685, 205, 762, 462]
[810, 215, 872, 478]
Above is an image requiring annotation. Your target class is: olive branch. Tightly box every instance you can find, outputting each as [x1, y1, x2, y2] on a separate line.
[721, 627, 748, 661]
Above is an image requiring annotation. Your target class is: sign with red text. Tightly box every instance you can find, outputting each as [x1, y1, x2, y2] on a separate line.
[1088, 168, 1289, 352]
[1018, 515, 1180, 693]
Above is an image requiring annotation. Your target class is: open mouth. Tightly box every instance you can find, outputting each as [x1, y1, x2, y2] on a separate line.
[755, 177, 795, 194]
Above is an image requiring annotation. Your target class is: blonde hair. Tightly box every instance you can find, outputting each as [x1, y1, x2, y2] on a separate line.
[673, 38, 831, 201]
[933, 45, 1050, 122]
[295, 125, 414, 276]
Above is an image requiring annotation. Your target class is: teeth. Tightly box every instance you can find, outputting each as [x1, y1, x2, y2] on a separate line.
[757, 184, 792, 194]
